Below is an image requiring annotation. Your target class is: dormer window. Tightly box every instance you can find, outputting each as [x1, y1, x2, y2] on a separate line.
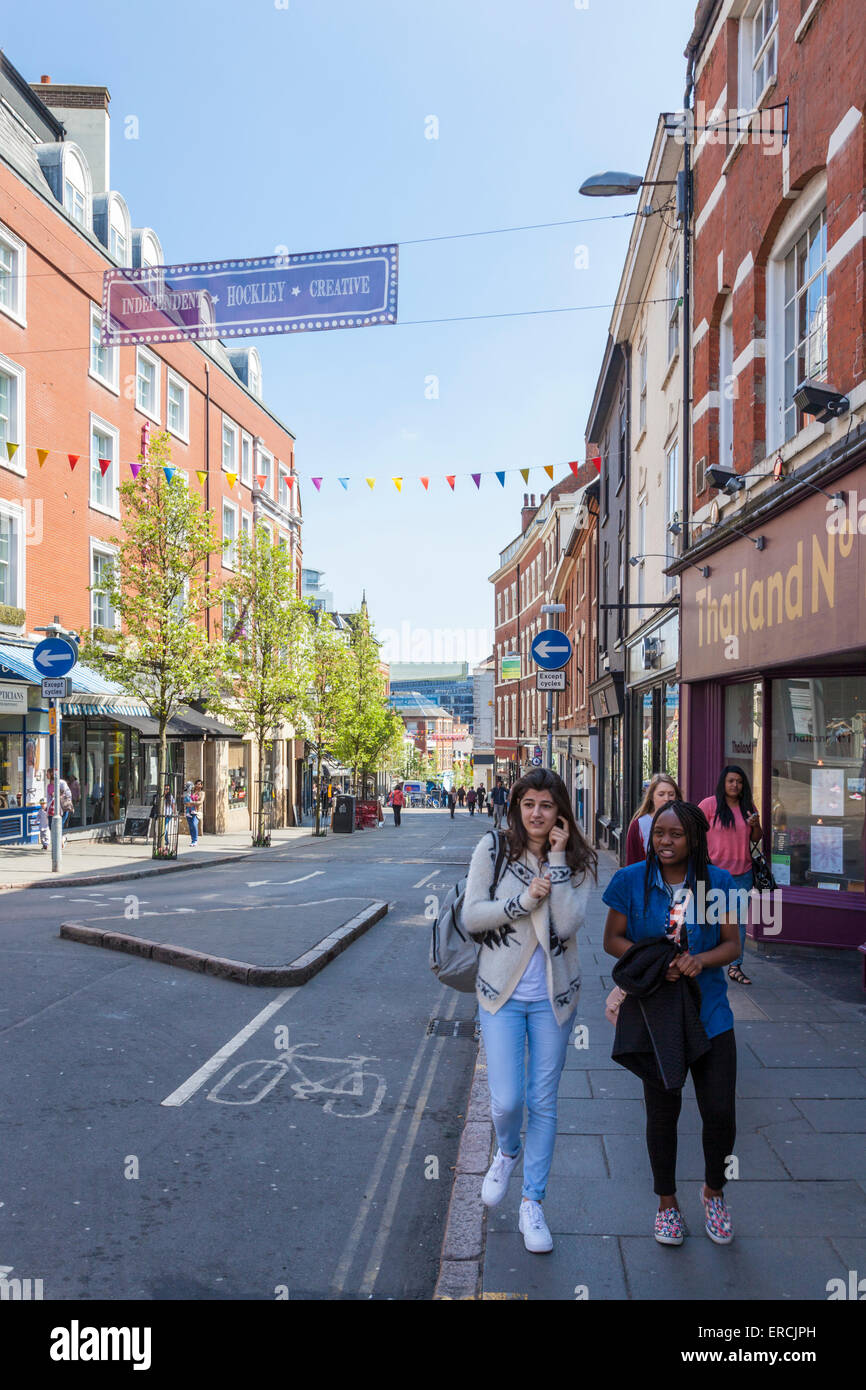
[248, 350, 262, 399]
[63, 149, 88, 226]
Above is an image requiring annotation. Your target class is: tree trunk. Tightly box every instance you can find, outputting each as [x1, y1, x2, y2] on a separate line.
[156, 723, 168, 858]
[314, 745, 321, 836]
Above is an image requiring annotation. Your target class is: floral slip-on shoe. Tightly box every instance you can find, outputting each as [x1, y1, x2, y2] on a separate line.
[700, 1186, 734, 1244]
[654, 1206, 686, 1245]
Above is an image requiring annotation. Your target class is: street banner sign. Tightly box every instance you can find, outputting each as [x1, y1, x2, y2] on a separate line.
[33, 637, 79, 678]
[41, 677, 71, 698]
[103, 244, 399, 347]
[536, 670, 566, 691]
[501, 651, 521, 682]
[530, 629, 572, 670]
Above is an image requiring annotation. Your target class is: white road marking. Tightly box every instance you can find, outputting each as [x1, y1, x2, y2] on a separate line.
[330, 989, 459, 1296]
[412, 870, 438, 888]
[359, 1014, 455, 1296]
[160, 988, 298, 1107]
[81, 896, 370, 923]
[246, 871, 325, 888]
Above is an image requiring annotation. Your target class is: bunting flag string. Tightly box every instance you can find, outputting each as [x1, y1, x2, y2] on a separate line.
[0, 440, 603, 493]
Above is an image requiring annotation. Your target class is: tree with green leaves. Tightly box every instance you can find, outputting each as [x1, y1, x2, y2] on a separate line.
[208, 525, 311, 845]
[358, 705, 405, 799]
[80, 432, 223, 856]
[303, 613, 352, 835]
[333, 605, 394, 796]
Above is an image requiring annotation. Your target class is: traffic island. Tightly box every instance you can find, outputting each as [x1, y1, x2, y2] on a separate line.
[59, 900, 388, 986]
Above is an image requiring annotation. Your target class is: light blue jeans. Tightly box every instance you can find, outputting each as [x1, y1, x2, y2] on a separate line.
[478, 996, 573, 1202]
[729, 869, 753, 967]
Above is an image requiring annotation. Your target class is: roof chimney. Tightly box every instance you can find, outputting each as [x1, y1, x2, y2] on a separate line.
[41, 75, 51, 84]
[31, 80, 112, 195]
[521, 493, 538, 534]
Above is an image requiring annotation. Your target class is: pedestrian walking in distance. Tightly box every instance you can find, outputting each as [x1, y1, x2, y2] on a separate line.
[457, 786, 466, 808]
[391, 782, 405, 827]
[698, 766, 762, 986]
[463, 769, 596, 1254]
[448, 787, 456, 819]
[491, 777, 508, 829]
[477, 785, 486, 812]
[602, 801, 740, 1248]
[625, 773, 681, 864]
[466, 787, 477, 816]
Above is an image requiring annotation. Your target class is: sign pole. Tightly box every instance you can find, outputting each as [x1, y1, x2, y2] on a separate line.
[547, 691, 554, 772]
[50, 699, 61, 873]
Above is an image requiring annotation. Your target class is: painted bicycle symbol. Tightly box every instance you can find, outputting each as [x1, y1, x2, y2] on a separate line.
[206, 1042, 387, 1118]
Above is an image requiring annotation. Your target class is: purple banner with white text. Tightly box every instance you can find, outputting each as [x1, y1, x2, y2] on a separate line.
[102, 244, 399, 346]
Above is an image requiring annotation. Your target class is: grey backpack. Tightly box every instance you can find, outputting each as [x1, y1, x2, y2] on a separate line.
[430, 832, 509, 992]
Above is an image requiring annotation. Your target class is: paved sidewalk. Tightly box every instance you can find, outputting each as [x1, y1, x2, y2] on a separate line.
[438, 854, 866, 1300]
[0, 822, 320, 891]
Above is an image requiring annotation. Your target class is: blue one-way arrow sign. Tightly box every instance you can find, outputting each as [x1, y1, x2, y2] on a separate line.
[531, 628, 572, 670]
[33, 636, 79, 678]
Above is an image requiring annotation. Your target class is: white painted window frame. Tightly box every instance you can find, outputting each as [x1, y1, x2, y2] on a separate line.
[166, 370, 189, 443]
[0, 222, 26, 327]
[135, 345, 161, 423]
[89, 412, 120, 518]
[0, 351, 26, 477]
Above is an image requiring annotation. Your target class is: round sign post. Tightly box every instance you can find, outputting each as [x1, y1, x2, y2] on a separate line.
[33, 634, 79, 872]
[530, 626, 572, 771]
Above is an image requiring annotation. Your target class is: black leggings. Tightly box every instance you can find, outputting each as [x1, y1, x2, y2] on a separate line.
[642, 1028, 736, 1195]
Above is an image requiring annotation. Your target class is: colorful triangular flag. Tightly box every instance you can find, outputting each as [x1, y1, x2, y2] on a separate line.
[338, 478, 349, 490]
[366, 478, 375, 490]
[544, 465, 554, 479]
[446, 475, 456, 491]
[312, 478, 322, 491]
[68, 454, 79, 470]
[99, 458, 111, 477]
[393, 478, 402, 492]
[226, 471, 237, 489]
[471, 473, 481, 489]
[520, 468, 530, 483]
[130, 462, 142, 479]
[496, 472, 506, 487]
[420, 477, 429, 491]
[6, 442, 18, 461]
[163, 467, 175, 483]
[37, 448, 49, 468]
[256, 473, 268, 489]
[285, 475, 294, 488]
[592, 454, 601, 472]
[568, 460, 579, 475]
[196, 470, 208, 485]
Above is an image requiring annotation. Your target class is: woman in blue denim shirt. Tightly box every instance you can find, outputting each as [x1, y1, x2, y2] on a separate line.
[603, 801, 740, 1248]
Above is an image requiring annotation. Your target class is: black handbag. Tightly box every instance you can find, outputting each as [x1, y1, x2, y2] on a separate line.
[750, 840, 777, 892]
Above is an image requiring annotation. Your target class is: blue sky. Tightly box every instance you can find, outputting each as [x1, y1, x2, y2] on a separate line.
[6, 0, 697, 662]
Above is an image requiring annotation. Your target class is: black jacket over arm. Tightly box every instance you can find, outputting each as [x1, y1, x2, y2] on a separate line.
[611, 936, 710, 1092]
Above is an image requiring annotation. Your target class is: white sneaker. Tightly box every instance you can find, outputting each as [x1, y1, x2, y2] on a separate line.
[518, 1199, 553, 1253]
[481, 1148, 519, 1207]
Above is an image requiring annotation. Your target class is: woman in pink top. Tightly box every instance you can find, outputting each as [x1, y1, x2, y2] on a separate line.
[698, 765, 762, 986]
[625, 774, 681, 864]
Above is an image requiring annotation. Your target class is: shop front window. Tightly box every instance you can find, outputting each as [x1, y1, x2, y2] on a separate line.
[641, 691, 653, 789]
[25, 734, 47, 805]
[229, 746, 248, 807]
[0, 732, 24, 809]
[62, 720, 84, 827]
[770, 676, 865, 892]
[87, 728, 107, 825]
[107, 727, 125, 822]
[665, 683, 680, 780]
[723, 682, 763, 811]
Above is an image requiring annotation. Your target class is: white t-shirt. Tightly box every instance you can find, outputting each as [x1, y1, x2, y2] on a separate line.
[510, 849, 550, 1001]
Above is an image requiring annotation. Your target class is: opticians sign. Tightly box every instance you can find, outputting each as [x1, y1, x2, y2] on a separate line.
[0, 682, 28, 714]
[103, 244, 399, 347]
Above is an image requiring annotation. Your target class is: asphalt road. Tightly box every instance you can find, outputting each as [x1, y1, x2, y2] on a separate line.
[0, 807, 499, 1300]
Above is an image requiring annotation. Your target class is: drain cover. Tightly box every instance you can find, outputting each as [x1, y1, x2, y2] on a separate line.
[426, 1018, 479, 1039]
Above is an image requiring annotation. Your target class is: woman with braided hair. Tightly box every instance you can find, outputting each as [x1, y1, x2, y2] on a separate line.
[602, 800, 741, 1247]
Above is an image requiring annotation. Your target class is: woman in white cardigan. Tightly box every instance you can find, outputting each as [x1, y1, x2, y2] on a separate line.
[463, 769, 596, 1252]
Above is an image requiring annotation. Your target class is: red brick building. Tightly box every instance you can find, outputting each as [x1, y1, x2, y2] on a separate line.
[673, 0, 866, 950]
[0, 58, 303, 840]
[490, 466, 598, 793]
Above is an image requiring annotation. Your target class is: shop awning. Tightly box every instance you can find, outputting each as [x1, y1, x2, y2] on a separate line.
[111, 706, 241, 740]
[0, 642, 151, 715]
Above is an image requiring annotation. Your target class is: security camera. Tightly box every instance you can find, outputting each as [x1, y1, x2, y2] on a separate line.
[705, 465, 746, 495]
[793, 379, 850, 423]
